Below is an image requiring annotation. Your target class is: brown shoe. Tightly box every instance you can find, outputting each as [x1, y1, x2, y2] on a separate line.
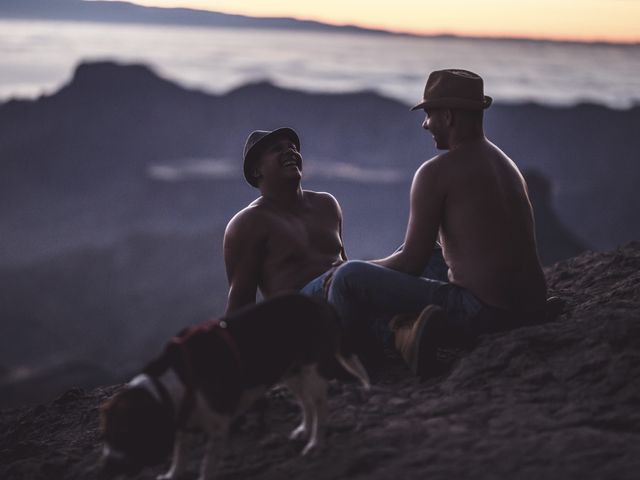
[389, 313, 419, 331]
[391, 305, 446, 377]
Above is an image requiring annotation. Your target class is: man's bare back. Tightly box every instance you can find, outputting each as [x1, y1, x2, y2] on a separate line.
[373, 70, 547, 313]
[433, 138, 547, 310]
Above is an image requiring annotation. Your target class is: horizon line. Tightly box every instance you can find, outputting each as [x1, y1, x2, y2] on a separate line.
[76, 1, 640, 47]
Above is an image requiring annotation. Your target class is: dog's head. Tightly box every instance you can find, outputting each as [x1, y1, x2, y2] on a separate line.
[99, 386, 175, 475]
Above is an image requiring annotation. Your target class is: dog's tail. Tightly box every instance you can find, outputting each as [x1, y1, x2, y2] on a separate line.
[335, 353, 370, 390]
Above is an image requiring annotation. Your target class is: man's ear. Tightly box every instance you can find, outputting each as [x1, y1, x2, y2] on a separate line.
[444, 108, 454, 126]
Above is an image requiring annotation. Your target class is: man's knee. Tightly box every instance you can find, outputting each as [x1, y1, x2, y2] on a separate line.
[330, 260, 374, 293]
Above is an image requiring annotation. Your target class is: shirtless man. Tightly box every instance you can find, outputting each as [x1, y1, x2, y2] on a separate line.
[323, 69, 550, 375]
[223, 127, 346, 313]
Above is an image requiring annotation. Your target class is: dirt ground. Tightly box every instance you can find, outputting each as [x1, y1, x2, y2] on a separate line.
[2, 242, 639, 480]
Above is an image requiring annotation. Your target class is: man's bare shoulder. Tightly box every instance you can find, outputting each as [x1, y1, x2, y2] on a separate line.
[303, 190, 342, 211]
[416, 153, 451, 178]
[411, 154, 459, 202]
[225, 199, 270, 236]
[304, 189, 339, 202]
[418, 146, 479, 179]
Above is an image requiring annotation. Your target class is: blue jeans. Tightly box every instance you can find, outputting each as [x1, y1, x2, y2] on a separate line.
[300, 247, 500, 354]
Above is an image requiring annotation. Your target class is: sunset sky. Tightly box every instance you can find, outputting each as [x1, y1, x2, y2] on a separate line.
[106, 0, 640, 43]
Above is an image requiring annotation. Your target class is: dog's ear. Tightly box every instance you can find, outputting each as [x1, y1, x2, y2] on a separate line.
[100, 390, 135, 445]
[99, 392, 127, 437]
[98, 399, 112, 437]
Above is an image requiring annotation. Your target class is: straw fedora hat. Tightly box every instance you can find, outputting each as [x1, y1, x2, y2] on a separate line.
[242, 127, 301, 188]
[411, 69, 493, 111]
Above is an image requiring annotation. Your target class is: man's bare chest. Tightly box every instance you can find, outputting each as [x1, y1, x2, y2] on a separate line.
[266, 215, 341, 257]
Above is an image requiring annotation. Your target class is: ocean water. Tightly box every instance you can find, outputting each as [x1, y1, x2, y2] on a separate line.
[1, 19, 639, 109]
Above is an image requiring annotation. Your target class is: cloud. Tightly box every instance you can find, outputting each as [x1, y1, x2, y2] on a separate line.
[305, 160, 406, 183]
[147, 157, 407, 183]
[147, 158, 236, 181]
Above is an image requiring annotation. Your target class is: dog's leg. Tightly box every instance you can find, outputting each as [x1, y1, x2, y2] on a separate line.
[198, 405, 230, 480]
[336, 353, 371, 390]
[198, 432, 227, 480]
[157, 432, 190, 480]
[284, 374, 312, 441]
[301, 365, 328, 456]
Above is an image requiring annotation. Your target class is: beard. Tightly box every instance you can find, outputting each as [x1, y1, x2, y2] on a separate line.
[433, 136, 449, 150]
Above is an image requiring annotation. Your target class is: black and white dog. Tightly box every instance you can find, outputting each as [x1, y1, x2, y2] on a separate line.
[100, 293, 369, 479]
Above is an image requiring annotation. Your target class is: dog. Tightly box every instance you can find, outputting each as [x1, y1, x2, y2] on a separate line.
[100, 293, 369, 479]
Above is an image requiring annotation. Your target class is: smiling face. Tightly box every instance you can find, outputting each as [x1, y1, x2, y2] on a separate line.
[254, 135, 303, 188]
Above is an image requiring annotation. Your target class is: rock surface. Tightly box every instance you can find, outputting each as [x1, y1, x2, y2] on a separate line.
[1, 243, 639, 480]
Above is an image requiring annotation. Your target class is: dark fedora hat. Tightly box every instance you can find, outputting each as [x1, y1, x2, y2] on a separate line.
[411, 69, 493, 111]
[242, 127, 301, 188]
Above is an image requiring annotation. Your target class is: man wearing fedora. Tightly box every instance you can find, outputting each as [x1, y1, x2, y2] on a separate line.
[322, 69, 549, 376]
[223, 127, 347, 313]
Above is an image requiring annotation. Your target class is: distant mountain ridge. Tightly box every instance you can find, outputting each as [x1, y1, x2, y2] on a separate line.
[0, 0, 396, 36]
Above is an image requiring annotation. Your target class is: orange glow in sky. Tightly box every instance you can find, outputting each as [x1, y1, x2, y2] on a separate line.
[115, 0, 640, 43]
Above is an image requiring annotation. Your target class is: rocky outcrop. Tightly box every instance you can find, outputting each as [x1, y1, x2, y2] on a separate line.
[1, 243, 638, 479]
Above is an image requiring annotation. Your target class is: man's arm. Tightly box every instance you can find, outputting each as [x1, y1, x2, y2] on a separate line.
[371, 159, 445, 275]
[223, 209, 265, 314]
[326, 192, 348, 262]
